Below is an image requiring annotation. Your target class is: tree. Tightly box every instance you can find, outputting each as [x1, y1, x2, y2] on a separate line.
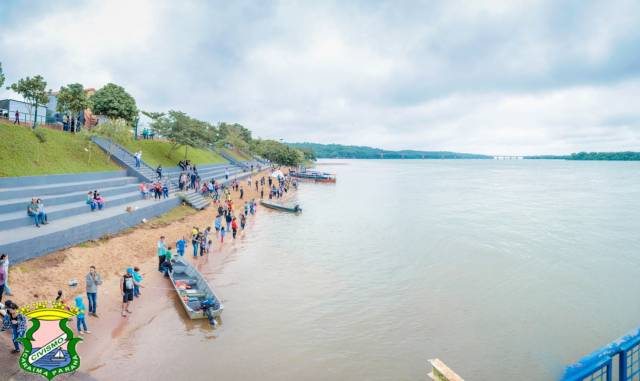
[7, 75, 48, 128]
[57, 83, 91, 131]
[89, 119, 133, 163]
[299, 147, 316, 161]
[218, 122, 252, 144]
[90, 83, 138, 123]
[150, 110, 212, 159]
[0, 62, 5, 88]
[251, 139, 305, 166]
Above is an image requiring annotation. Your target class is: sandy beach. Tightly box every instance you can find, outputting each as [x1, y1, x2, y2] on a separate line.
[0, 169, 289, 380]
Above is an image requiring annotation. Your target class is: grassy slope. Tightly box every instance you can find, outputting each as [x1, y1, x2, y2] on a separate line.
[0, 121, 120, 177]
[222, 147, 252, 161]
[122, 140, 227, 167]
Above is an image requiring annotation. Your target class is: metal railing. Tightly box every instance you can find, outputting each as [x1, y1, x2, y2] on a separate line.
[562, 327, 640, 381]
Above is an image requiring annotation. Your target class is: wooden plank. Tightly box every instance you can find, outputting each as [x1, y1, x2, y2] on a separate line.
[428, 359, 465, 381]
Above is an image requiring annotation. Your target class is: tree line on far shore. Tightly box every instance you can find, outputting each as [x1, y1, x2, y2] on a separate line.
[526, 152, 640, 160]
[0, 62, 308, 166]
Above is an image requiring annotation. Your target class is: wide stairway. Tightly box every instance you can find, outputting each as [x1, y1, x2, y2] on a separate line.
[90, 137, 257, 210]
[0, 170, 180, 263]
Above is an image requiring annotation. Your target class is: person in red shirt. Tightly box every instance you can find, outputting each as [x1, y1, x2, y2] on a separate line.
[231, 217, 238, 239]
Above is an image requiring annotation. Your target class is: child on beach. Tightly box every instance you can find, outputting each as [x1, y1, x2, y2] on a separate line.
[199, 234, 207, 256]
[207, 240, 214, 255]
[220, 227, 226, 243]
[176, 236, 186, 257]
[121, 270, 135, 317]
[75, 296, 90, 334]
[132, 267, 143, 297]
[240, 214, 246, 230]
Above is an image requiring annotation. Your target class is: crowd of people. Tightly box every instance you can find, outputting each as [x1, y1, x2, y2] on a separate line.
[2, 167, 297, 355]
[139, 181, 170, 200]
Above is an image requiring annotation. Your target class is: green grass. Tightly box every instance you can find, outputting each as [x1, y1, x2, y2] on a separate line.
[222, 147, 252, 162]
[0, 121, 120, 177]
[122, 140, 227, 167]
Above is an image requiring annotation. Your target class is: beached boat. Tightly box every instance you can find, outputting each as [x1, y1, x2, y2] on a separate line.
[260, 200, 302, 213]
[169, 257, 223, 325]
[289, 169, 336, 183]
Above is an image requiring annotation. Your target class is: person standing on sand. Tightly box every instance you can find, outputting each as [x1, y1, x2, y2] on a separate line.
[207, 240, 214, 255]
[75, 296, 90, 335]
[260, 188, 264, 199]
[225, 211, 232, 232]
[132, 267, 143, 297]
[220, 226, 226, 243]
[199, 236, 207, 257]
[157, 236, 166, 272]
[192, 228, 200, 257]
[85, 265, 102, 317]
[240, 213, 246, 231]
[231, 217, 238, 239]
[176, 236, 186, 257]
[2, 300, 26, 353]
[214, 214, 222, 236]
[0, 258, 6, 303]
[121, 270, 135, 317]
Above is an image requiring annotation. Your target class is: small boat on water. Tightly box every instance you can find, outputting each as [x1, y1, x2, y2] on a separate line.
[289, 169, 336, 183]
[260, 200, 302, 213]
[169, 257, 223, 325]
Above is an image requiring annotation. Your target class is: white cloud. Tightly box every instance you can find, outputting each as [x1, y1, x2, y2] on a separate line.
[0, 0, 639, 155]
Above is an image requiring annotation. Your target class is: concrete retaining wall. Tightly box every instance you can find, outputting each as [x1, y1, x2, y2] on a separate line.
[4, 198, 181, 264]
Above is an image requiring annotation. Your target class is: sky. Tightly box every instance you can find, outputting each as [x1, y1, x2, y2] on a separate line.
[0, 0, 639, 155]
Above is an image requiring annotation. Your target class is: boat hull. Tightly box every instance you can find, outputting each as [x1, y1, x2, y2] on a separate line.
[260, 200, 302, 213]
[169, 258, 224, 320]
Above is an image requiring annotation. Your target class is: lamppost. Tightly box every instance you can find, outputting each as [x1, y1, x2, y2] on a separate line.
[133, 116, 140, 140]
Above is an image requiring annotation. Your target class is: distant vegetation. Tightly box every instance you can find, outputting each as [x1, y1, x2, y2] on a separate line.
[288, 142, 492, 159]
[525, 152, 640, 161]
[567, 152, 640, 161]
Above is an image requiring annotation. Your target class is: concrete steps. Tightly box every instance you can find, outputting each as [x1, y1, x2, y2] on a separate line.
[0, 189, 145, 229]
[182, 192, 211, 210]
[0, 182, 140, 213]
[0, 196, 181, 263]
[0, 176, 139, 199]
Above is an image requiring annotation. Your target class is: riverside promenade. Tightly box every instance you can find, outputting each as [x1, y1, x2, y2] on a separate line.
[0, 138, 260, 263]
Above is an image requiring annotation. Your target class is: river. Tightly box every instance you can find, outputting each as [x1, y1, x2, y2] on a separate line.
[90, 159, 640, 381]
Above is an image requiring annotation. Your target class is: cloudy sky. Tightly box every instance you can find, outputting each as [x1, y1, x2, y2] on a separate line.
[1, 0, 639, 155]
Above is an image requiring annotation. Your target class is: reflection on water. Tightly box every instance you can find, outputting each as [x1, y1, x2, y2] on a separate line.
[92, 159, 640, 381]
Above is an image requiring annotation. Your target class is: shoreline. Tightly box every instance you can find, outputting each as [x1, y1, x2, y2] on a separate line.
[0, 168, 292, 379]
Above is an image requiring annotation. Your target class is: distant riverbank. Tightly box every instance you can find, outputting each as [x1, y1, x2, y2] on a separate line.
[289, 142, 640, 161]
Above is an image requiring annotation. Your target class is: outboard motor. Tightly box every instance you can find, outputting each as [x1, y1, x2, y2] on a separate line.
[200, 298, 221, 326]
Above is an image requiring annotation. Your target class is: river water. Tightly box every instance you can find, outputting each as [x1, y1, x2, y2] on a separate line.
[92, 159, 640, 381]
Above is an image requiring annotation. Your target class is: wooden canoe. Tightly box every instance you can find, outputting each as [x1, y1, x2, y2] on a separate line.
[260, 200, 302, 213]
